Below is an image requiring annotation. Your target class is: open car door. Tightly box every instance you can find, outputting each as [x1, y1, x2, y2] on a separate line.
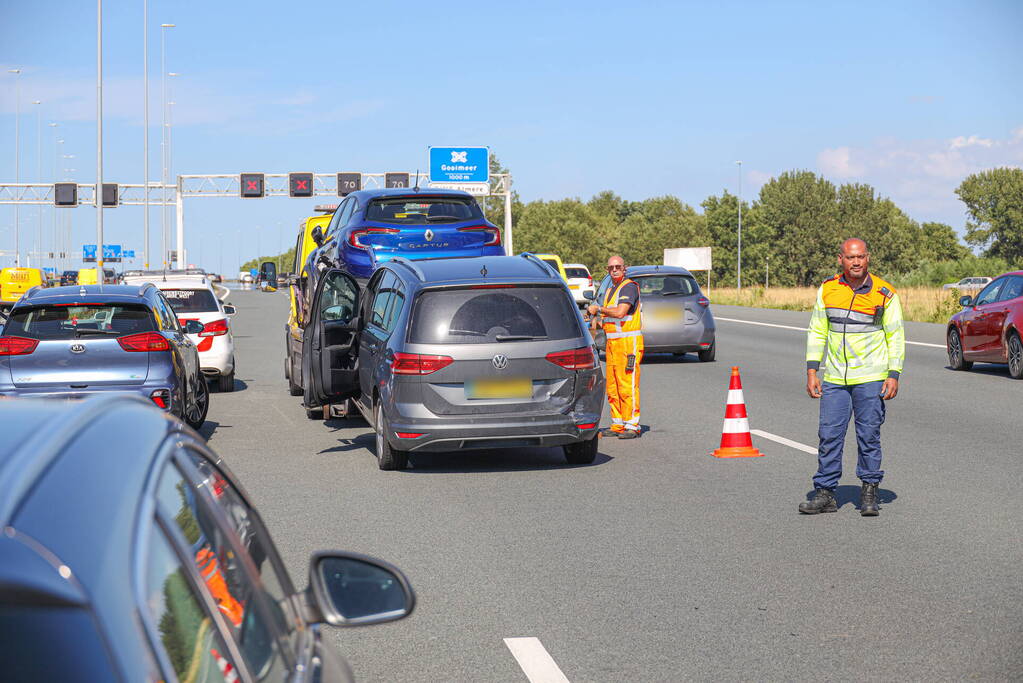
[303, 268, 362, 408]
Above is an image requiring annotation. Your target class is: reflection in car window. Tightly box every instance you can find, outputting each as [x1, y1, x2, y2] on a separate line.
[975, 279, 1004, 306]
[998, 276, 1023, 302]
[5, 304, 155, 339]
[145, 526, 232, 683]
[365, 197, 482, 225]
[633, 275, 697, 296]
[162, 289, 220, 313]
[370, 272, 396, 329]
[320, 273, 357, 323]
[410, 286, 580, 344]
[156, 463, 290, 680]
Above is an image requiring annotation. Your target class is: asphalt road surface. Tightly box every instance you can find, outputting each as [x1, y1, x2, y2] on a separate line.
[201, 291, 1021, 682]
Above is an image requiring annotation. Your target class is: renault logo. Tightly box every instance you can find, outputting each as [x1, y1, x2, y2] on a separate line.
[492, 354, 508, 370]
[70, 343, 86, 354]
[424, 229, 434, 242]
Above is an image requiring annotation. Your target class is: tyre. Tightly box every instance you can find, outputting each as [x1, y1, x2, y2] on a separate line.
[1007, 331, 1023, 380]
[375, 402, 408, 471]
[184, 374, 209, 431]
[947, 328, 973, 371]
[288, 356, 303, 396]
[564, 434, 598, 465]
[698, 340, 716, 362]
[219, 369, 235, 392]
[306, 406, 324, 420]
[283, 354, 290, 380]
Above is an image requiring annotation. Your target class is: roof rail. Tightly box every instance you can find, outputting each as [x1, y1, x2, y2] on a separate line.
[388, 256, 425, 281]
[518, 252, 556, 276]
[22, 285, 43, 300]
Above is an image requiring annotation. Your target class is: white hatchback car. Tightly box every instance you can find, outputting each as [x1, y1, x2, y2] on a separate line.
[122, 271, 237, 391]
[563, 263, 594, 307]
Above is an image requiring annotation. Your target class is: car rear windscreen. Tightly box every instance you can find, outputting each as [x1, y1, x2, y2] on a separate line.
[365, 197, 483, 225]
[633, 274, 699, 296]
[410, 286, 581, 344]
[6, 304, 155, 339]
[161, 288, 219, 313]
[564, 267, 590, 279]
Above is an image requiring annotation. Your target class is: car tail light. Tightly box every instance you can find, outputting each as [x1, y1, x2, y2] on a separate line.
[390, 352, 453, 375]
[0, 336, 39, 356]
[118, 332, 170, 352]
[199, 318, 228, 337]
[457, 226, 501, 247]
[395, 431, 424, 439]
[696, 296, 709, 307]
[576, 422, 597, 430]
[349, 227, 399, 249]
[546, 347, 597, 370]
[196, 337, 214, 352]
[150, 389, 170, 409]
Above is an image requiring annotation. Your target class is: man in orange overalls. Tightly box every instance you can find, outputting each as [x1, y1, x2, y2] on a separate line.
[587, 255, 643, 439]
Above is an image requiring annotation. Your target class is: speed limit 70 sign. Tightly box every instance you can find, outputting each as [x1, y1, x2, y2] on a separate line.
[337, 173, 361, 197]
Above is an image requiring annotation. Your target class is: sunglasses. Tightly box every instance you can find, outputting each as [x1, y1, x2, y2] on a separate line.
[607, 265, 625, 271]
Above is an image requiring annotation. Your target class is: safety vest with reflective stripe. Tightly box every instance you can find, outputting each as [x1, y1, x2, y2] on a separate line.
[806, 273, 905, 385]
[602, 278, 643, 340]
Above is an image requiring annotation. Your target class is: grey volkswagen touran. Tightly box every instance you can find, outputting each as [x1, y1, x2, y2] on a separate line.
[302, 255, 606, 469]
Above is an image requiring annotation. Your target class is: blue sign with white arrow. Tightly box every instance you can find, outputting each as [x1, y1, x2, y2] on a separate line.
[428, 147, 489, 184]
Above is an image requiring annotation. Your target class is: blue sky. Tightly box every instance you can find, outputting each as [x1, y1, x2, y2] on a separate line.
[2, 0, 1021, 271]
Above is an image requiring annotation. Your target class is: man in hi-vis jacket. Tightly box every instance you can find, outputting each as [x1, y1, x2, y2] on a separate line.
[801, 238, 905, 516]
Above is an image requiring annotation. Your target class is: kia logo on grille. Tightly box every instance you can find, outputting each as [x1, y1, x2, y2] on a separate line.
[70, 343, 86, 354]
[492, 354, 508, 370]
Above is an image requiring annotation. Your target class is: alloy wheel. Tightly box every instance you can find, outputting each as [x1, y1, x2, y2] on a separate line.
[948, 329, 963, 367]
[186, 375, 208, 426]
[1009, 333, 1023, 379]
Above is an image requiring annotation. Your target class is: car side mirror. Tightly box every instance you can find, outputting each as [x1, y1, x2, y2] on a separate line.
[305, 551, 415, 627]
[183, 320, 204, 334]
[583, 290, 595, 301]
[959, 295, 974, 308]
[223, 304, 236, 315]
[311, 225, 325, 247]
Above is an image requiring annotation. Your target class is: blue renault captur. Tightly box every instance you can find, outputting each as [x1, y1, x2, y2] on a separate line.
[0, 284, 209, 429]
[311, 188, 504, 286]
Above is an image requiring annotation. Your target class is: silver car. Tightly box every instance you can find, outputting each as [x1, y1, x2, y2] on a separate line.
[592, 265, 716, 361]
[302, 255, 606, 470]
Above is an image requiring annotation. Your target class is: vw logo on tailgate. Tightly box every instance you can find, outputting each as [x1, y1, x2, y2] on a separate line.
[70, 343, 86, 354]
[492, 354, 508, 370]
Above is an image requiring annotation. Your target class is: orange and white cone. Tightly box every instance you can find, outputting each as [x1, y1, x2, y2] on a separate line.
[712, 366, 764, 458]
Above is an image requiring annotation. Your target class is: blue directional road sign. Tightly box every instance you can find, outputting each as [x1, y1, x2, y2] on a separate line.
[429, 147, 489, 183]
[123, 250, 136, 259]
[83, 244, 123, 262]
[83, 244, 97, 261]
[103, 244, 122, 260]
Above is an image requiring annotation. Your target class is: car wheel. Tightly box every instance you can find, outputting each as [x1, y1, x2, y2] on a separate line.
[947, 328, 973, 371]
[698, 341, 716, 362]
[219, 368, 235, 392]
[306, 406, 324, 420]
[375, 402, 408, 471]
[184, 374, 209, 430]
[284, 353, 290, 380]
[1007, 331, 1023, 380]
[564, 434, 598, 465]
[288, 356, 303, 396]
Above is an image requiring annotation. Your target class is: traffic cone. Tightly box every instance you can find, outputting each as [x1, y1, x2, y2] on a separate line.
[712, 366, 764, 458]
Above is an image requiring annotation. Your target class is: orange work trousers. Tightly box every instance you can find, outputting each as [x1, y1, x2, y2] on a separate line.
[605, 335, 643, 433]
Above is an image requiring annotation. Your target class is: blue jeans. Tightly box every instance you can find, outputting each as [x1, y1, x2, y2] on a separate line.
[814, 381, 886, 490]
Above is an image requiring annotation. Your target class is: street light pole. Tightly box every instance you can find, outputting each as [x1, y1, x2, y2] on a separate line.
[167, 71, 180, 267]
[8, 69, 21, 266]
[143, 0, 150, 268]
[735, 160, 743, 291]
[160, 23, 175, 268]
[33, 100, 42, 269]
[96, 0, 105, 279]
[50, 123, 59, 268]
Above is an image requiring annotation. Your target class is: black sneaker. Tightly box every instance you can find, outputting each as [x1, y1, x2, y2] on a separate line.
[798, 488, 838, 514]
[599, 428, 619, 438]
[618, 430, 640, 440]
[860, 482, 879, 517]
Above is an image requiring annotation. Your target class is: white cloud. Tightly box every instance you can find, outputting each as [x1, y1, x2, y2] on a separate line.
[815, 126, 1023, 225]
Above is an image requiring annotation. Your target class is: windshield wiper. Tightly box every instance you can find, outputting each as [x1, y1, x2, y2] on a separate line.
[447, 329, 487, 337]
[658, 291, 684, 296]
[74, 329, 122, 337]
[495, 334, 548, 341]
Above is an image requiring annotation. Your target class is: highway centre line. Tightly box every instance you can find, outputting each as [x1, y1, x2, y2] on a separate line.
[750, 429, 818, 455]
[714, 316, 946, 348]
[504, 637, 571, 683]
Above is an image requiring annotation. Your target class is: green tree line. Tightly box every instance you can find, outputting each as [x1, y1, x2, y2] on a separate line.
[244, 163, 1023, 288]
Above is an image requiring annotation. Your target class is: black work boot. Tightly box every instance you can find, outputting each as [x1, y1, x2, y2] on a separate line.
[798, 488, 837, 514]
[860, 482, 879, 517]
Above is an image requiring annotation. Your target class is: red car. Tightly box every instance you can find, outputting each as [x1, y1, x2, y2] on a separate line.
[947, 270, 1023, 379]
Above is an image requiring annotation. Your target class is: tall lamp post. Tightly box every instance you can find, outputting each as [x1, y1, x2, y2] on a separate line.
[49, 123, 59, 267]
[8, 69, 21, 266]
[166, 73, 179, 267]
[33, 100, 42, 269]
[735, 160, 743, 291]
[160, 22, 175, 268]
[143, 0, 150, 268]
[96, 0, 105, 280]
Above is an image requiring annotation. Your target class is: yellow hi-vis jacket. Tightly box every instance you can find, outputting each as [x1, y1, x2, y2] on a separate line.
[806, 273, 905, 385]
[602, 278, 643, 341]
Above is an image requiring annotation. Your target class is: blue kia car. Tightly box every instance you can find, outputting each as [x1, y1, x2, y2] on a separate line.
[311, 188, 504, 285]
[0, 284, 209, 429]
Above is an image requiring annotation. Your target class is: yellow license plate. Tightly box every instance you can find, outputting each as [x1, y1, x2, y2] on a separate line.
[652, 308, 682, 321]
[466, 377, 532, 399]
[569, 284, 579, 289]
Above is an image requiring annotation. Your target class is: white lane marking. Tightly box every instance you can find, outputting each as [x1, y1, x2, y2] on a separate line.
[751, 429, 818, 455]
[504, 638, 570, 683]
[714, 316, 946, 348]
